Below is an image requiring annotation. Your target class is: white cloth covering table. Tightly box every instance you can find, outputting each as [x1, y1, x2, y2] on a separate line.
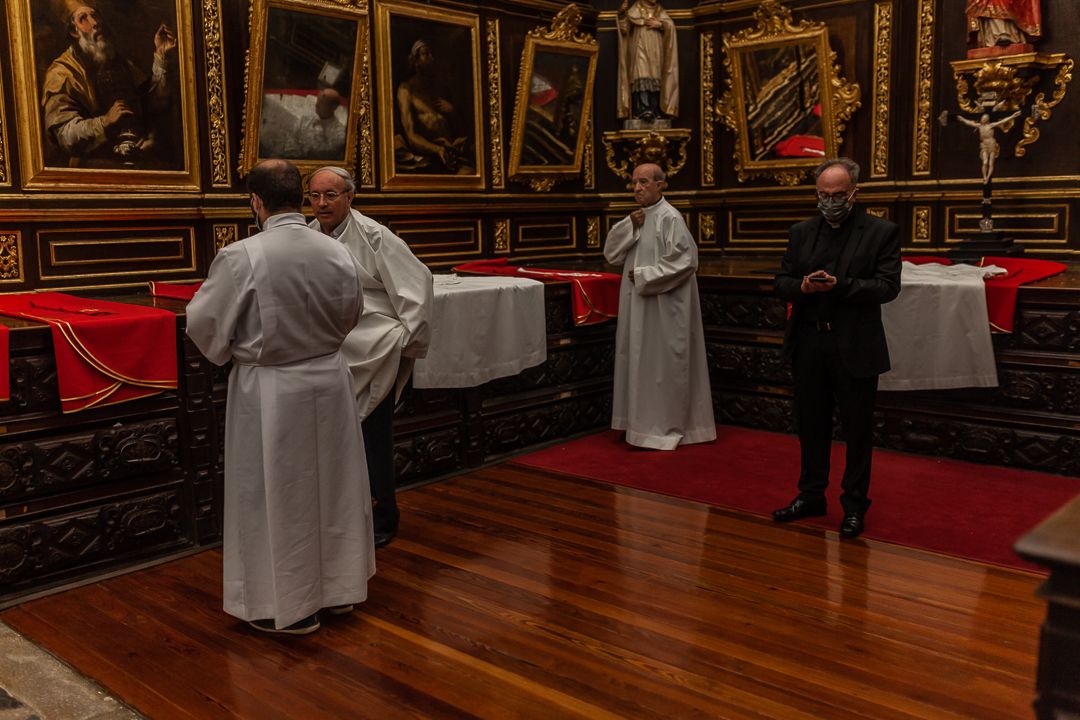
[412, 274, 547, 388]
[879, 261, 1005, 391]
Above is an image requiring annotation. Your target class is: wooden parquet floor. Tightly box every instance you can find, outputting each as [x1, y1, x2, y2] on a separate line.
[1, 465, 1043, 719]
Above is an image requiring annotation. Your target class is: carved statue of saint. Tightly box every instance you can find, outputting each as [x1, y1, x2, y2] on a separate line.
[955, 110, 1022, 184]
[616, 0, 678, 123]
[966, 0, 1042, 49]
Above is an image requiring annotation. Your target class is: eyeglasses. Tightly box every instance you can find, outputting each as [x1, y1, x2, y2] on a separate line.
[816, 189, 854, 202]
[308, 191, 344, 203]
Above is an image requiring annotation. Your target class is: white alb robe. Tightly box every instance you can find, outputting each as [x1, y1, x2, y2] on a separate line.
[313, 208, 434, 420]
[186, 213, 375, 628]
[604, 198, 715, 450]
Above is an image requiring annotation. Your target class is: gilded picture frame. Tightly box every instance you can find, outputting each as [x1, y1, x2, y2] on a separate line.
[507, 6, 598, 192]
[374, 0, 485, 191]
[5, 0, 201, 192]
[715, 0, 860, 186]
[238, 0, 368, 178]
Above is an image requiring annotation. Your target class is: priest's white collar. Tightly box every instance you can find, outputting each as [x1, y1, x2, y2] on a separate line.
[640, 197, 666, 215]
[263, 212, 307, 230]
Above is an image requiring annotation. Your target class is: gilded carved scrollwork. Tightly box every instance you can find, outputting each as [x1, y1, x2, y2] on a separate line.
[0, 233, 23, 282]
[601, 129, 691, 186]
[213, 225, 238, 254]
[715, 0, 860, 185]
[870, 2, 893, 179]
[494, 219, 510, 253]
[586, 217, 600, 249]
[583, 111, 595, 190]
[357, 22, 374, 187]
[701, 32, 715, 187]
[913, 207, 931, 243]
[203, 0, 232, 188]
[486, 19, 505, 189]
[1017, 58, 1074, 157]
[699, 213, 716, 245]
[912, 0, 936, 175]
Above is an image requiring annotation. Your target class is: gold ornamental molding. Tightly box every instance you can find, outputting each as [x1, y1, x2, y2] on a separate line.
[715, 0, 860, 185]
[699, 213, 717, 244]
[583, 112, 595, 190]
[601, 129, 692, 186]
[912, 0, 936, 175]
[357, 22, 375, 188]
[870, 1, 893, 179]
[700, 32, 716, 187]
[494, 219, 510, 253]
[586, 216, 600, 248]
[213, 224, 238, 254]
[0, 233, 24, 282]
[913, 206, 931, 243]
[486, 19, 506, 189]
[203, 0, 232, 188]
[0, 77, 9, 187]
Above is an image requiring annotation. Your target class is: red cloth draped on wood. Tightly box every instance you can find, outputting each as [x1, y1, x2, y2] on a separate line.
[904, 255, 1066, 332]
[0, 293, 177, 413]
[453, 258, 621, 326]
[0, 326, 8, 402]
[149, 281, 202, 302]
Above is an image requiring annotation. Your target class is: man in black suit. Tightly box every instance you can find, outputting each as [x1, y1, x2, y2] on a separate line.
[772, 158, 901, 539]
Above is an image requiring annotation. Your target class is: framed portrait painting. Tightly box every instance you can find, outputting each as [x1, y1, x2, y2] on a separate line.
[374, 1, 485, 191]
[238, 0, 368, 178]
[5, 0, 201, 191]
[508, 8, 597, 191]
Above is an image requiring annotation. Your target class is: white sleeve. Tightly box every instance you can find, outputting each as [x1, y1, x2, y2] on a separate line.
[603, 216, 637, 265]
[633, 214, 698, 296]
[185, 249, 247, 366]
[376, 227, 433, 359]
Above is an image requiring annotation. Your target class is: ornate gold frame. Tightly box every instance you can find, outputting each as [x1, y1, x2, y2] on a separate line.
[715, 0, 860, 186]
[507, 5, 598, 192]
[238, 0, 368, 178]
[5, 0, 202, 191]
[374, 0, 485, 191]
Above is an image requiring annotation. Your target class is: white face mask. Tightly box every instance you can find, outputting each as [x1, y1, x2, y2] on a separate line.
[817, 189, 855, 224]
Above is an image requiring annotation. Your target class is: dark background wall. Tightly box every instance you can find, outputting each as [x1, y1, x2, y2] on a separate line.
[0, 0, 1075, 293]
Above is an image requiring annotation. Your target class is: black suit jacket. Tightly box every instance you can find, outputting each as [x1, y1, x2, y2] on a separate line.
[774, 205, 902, 378]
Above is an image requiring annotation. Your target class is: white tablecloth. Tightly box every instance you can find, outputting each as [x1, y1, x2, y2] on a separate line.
[879, 262, 1000, 391]
[412, 275, 547, 388]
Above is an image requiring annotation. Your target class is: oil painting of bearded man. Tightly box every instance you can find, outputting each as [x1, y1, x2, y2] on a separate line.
[37, 0, 182, 169]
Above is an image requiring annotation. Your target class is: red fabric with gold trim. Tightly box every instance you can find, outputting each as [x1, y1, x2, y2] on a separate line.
[453, 258, 621, 326]
[0, 293, 177, 413]
[979, 257, 1066, 333]
[0, 325, 9, 402]
[149, 281, 203, 302]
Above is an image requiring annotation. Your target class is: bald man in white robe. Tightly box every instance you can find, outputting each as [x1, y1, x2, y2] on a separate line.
[603, 163, 715, 449]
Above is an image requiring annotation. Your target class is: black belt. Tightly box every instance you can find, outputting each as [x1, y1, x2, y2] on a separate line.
[800, 320, 833, 332]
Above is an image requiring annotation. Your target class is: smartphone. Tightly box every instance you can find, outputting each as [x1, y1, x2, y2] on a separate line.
[808, 276, 830, 283]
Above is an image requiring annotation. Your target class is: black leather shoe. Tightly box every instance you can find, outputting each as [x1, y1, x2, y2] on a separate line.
[839, 513, 864, 539]
[249, 613, 320, 635]
[772, 497, 827, 522]
[374, 530, 396, 548]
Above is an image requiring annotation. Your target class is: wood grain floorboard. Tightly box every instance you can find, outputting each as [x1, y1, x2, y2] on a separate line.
[1, 465, 1043, 719]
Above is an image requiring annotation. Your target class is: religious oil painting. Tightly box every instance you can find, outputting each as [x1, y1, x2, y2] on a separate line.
[239, 0, 367, 177]
[741, 42, 823, 162]
[5, 0, 201, 191]
[508, 35, 598, 185]
[374, 1, 485, 191]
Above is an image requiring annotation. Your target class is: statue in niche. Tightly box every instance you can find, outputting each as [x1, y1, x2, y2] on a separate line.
[966, 0, 1042, 53]
[616, 0, 678, 127]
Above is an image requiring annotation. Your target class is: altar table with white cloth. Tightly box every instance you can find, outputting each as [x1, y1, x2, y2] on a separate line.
[412, 274, 547, 389]
[879, 262, 1005, 392]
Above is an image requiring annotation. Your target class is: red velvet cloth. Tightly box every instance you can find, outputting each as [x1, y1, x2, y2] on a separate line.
[453, 258, 620, 326]
[0, 325, 8, 402]
[149, 280, 203, 302]
[979, 257, 1066, 332]
[903, 255, 1065, 332]
[0, 293, 177, 413]
[773, 134, 825, 158]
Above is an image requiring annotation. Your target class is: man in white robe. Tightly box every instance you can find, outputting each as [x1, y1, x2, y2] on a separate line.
[187, 160, 375, 634]
[308, 166, 433, 548]
[603, 163, 715, 450]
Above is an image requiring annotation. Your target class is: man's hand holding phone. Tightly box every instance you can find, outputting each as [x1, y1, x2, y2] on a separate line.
[801, 271, 837, 294]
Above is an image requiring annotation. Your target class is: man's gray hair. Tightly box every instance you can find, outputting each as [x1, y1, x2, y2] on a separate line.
[814, 157, 860, 185]
[311, 166, 356, 193]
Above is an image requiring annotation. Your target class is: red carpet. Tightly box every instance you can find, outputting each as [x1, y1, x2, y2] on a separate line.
[512, 426, 1079, 572]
